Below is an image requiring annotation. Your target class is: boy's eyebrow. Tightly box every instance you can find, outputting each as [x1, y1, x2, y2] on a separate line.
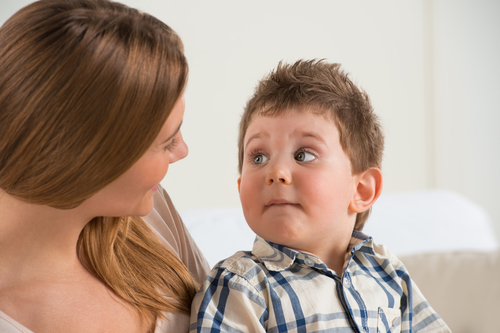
[161, 121, 183, 144]
[245, 132, 269, 148]
[295, 130, 328, 145]
[245, 130, 328, 148]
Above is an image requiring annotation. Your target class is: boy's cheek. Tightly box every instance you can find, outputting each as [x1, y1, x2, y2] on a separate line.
[239, 180, 264, 212]
[237, 179, 251, 205]
[239, 190, 261, 232]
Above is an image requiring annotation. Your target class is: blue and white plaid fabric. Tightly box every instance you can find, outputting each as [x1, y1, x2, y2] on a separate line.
[190, 231, 450, 333]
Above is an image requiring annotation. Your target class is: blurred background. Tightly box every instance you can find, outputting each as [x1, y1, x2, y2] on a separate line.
[1, 0, 499, 241]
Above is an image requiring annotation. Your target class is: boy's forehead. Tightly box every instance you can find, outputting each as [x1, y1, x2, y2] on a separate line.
[249, 106, 335, 128]
[244, 107, 339, 143]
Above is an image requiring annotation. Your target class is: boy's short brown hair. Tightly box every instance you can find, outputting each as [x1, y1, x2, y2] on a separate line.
[238, 59, 384, 231]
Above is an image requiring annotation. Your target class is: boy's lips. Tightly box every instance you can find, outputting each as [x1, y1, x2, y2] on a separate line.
[265, 199, 297, 207]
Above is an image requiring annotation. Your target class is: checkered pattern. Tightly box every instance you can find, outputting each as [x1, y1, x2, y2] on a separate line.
[190, 231, 450, 333]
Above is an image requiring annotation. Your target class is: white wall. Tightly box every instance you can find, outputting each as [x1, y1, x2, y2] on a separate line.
[430, 0, 500, 240]
[155, 0, 431, 206]
[1, 0, 499, 240]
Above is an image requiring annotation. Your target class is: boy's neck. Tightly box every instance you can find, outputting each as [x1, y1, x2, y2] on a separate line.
[323, 253, 349, 277]
[287, 236, 352, 277]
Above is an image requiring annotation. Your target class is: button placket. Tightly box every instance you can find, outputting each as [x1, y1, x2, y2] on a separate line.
[343, 276, 352, 289]
[304, 257, 315, 267]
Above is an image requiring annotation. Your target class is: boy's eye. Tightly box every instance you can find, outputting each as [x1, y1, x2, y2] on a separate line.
[253, 154, 269, 165]
[295, 151, 315, 162]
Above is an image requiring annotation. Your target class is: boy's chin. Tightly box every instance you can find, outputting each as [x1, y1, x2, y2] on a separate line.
[257, 230, 307, 250]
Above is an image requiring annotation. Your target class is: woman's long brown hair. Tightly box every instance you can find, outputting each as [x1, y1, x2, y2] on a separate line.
[0, 0, 197, 326]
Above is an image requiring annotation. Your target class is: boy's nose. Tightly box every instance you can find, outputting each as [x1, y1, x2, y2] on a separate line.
[266, 163, 291, 185]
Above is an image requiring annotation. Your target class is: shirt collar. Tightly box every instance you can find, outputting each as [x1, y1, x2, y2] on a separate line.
[252, 230, 375, 273]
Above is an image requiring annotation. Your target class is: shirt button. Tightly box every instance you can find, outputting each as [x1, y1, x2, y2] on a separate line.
[344, 278, 352, 289]
[304, 258, 315, 267]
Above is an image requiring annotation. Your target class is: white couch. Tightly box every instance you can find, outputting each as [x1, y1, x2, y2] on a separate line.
[182, 190, 499, 333]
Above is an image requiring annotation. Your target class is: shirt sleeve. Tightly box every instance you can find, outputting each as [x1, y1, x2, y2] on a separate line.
[190, 265, 268, 333]
[391, 253, 451, 333]
[143, 184, 211, 285]
[408, 281, 451, 332]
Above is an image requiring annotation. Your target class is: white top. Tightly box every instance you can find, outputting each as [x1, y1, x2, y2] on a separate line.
[0, 185, 210, 333]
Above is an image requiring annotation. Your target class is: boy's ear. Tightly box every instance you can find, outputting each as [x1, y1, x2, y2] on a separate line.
[349, 167, 383, 213]
[237, 177, 241, 193]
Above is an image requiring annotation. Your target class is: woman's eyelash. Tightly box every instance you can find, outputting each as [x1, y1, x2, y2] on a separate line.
[164, 138, 178, 151]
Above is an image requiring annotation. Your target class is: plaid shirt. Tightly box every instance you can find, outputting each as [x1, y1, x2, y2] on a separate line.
[190, 231, 450, 333]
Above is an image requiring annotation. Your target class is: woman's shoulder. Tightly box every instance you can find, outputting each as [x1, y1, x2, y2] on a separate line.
[144, 185, 180, 247]
[143, 185, 210, 284]
[0, 311, 34, 333]
[155, 311, 190, 333]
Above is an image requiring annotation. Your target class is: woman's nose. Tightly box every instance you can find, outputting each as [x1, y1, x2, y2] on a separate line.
[169, 133, 188, 164]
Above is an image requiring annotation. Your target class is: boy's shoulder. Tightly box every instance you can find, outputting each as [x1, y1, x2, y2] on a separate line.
[208, 249, 271, 289]
[209, 236, 299, 282]
[349, 230, 400, 257]
[216, 250, 262, 273]
[215, 236, 299, 273]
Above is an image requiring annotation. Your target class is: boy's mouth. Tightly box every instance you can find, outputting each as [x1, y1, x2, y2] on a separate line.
[265, 199, 297, 207]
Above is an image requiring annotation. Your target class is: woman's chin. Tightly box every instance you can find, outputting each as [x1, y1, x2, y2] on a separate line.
[126, 193, 156, 217]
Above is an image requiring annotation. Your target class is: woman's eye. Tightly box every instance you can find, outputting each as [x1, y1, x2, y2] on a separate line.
[253, 154, 269, 164]
[295, 151, 315, 162]
[164, 138, 178, 152]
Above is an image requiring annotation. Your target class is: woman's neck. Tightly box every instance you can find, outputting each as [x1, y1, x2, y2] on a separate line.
[0, 190, 92, 284]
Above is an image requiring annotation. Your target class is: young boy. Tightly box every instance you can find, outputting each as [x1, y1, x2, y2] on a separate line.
[190, 60, 450, 333]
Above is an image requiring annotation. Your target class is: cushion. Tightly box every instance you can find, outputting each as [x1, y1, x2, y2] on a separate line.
[364, 190, 498, 256]
[400, 250, 500, 333]
[181, 190, 499, 267]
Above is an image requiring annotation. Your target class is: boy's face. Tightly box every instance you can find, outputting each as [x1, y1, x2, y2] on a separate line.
[238, 110, 359, 256]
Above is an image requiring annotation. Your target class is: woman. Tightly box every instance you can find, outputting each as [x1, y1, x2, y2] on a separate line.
[0, 0, 209, 332]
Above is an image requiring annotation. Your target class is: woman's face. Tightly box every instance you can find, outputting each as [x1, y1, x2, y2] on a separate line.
[83, 95, 187, 217]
